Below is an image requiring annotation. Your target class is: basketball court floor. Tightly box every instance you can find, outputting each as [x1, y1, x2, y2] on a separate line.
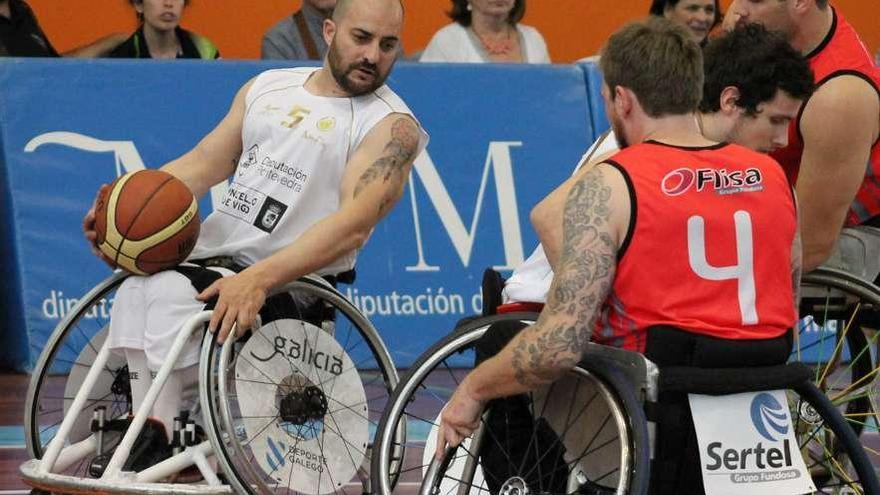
[0, 370, 427, 494]
[0, 373, 33, 494]
[3, 367, 880, 494]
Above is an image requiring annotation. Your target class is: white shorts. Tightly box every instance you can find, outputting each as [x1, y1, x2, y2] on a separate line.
[107, 267, 233, 371]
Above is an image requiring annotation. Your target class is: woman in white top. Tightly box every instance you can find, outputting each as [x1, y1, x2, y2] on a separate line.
[420, 0, 550, 64]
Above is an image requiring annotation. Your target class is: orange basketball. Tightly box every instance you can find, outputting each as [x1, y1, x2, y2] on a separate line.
[94, 169, 200, 275]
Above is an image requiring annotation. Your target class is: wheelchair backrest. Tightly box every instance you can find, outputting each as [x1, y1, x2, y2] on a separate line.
[822, 225, 880, 283]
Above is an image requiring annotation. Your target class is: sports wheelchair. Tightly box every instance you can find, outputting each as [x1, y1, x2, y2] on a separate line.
[370, 264, 880, 495]
[21, 271, 401, 495]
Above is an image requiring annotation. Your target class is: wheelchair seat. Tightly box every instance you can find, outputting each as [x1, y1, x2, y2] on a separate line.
[480, 268, 506, 316]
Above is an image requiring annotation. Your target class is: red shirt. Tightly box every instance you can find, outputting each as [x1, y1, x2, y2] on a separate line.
[595, 142, 797, 352]
[771, 7, 880, 225]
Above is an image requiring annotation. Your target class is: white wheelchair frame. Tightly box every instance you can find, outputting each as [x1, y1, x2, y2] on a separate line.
[20, 272, 398, 495]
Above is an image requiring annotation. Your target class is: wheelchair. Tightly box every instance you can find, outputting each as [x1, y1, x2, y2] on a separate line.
[370, 266, 880, 495]
[21, 271, 400, 495]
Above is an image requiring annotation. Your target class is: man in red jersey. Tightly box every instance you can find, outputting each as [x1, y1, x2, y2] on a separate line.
[728, 0, 880, 271]
[436, 18, 801, 494]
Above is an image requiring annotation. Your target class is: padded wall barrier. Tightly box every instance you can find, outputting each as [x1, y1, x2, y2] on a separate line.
[0, 59, 602, 370]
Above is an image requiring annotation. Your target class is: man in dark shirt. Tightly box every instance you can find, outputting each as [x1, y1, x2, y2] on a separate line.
[0, 0, 58, 57]
[0, 0, 126, 57]
[262, 0, 336, 60]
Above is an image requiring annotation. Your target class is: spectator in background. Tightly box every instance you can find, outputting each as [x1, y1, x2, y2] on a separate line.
[262, 0, 336, 60]
[109, 0, 219, 59]
[0, 0, 125, 57]
[420, 0, 550, 63]
[649, 0, 721, 45]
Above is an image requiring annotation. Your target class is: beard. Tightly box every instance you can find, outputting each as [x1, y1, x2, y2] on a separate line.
[611, 116, 630, 149]
[736, 17, 795, 44]
[327, 40, 391, 97]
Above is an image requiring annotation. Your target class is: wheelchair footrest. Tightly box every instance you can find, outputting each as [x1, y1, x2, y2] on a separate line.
[19, 459, 232, 495]
[659, 362, 812, 395]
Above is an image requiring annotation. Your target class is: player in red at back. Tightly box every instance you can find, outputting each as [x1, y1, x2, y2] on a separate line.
[728, 0, 880, 271]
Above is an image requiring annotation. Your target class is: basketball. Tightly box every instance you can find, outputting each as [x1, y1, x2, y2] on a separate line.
[93, 169, 200, 275]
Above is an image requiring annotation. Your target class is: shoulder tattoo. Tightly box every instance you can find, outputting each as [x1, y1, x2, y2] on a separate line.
[353, 117, 420, 215]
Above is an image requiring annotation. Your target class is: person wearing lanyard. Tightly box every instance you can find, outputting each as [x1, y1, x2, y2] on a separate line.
[262, 0, 336, 60]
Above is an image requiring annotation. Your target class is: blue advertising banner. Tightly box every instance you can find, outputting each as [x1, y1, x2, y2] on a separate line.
[578, 61, 610, 136]
[0, 59, 596, 371]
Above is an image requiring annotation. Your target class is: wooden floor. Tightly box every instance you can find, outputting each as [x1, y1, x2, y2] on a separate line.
[2, 370, 879, 495]
[0, 373, 33, 494]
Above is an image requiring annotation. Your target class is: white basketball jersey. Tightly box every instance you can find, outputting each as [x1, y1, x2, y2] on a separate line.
[191, 68, 428, 275]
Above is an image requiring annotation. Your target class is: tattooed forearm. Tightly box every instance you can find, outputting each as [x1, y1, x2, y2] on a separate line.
[353, 117, 419, 215]
[511, 166, 618, 388]
[511, 323, 591, 386]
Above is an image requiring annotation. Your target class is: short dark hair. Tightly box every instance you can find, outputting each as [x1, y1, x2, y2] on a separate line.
[448, 0, 526, 27]
[700, 23, 814, 114]
[648, 0, 722, 31]
[600, 17, 703, 117]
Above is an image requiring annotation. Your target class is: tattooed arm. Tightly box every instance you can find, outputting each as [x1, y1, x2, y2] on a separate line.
[201, 114, 422, 341]
[530, 149, 618, 270]
[436, 163, 631, 453]
[349, 116, 421, 217]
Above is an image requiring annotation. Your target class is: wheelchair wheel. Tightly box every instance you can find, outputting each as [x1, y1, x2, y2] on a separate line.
[371, 313, 651, 495]
[793, 268, 880, 491]
[200, 277, 399, 495]
[791, 380, 880, 495]
[24, 272, 132, 472]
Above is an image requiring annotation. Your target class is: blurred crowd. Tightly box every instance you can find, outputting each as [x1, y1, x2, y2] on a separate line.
[0, 0, 747, 63]
[3, 0, 879, 62]
[0, 0, 218, 58]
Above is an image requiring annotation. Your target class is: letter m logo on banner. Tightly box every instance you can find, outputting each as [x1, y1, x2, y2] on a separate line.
[407, 142, 525, 272]
[25, 132, 147, 176]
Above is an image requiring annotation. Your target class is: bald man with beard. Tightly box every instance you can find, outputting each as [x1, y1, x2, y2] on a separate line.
[82, 0, 428, 472]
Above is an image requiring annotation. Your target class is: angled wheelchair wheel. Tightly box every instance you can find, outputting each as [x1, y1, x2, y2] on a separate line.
[790, 380, 880, 495]
[200, 276, 399, 495]
[792, 268, 880, 491]
[371, 313, 651, 495]
[24, 272, 132, 471]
